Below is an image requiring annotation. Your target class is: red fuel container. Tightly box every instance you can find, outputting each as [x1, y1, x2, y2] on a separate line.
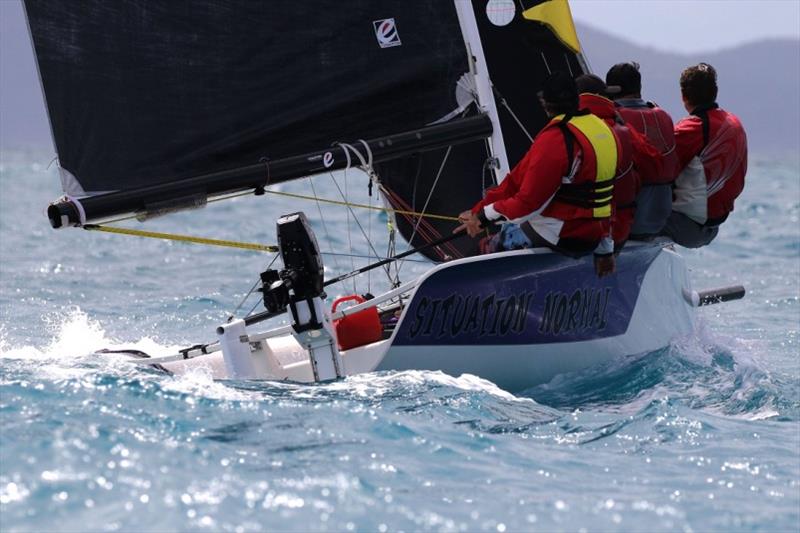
[332, 295, 382, 351]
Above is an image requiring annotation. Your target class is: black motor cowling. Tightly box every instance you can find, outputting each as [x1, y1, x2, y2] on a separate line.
[260, 212, 324, 313]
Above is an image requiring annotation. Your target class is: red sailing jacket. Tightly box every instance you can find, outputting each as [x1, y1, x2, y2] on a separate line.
[471, 113, 612, 246]
[674, 105, 748, 222]
[616, 99, 680, 183]
[579, 94, 662, 245]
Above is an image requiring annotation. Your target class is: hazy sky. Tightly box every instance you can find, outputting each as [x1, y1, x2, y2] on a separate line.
[570, 0, 800, 54]
[1, 0, 799, 149]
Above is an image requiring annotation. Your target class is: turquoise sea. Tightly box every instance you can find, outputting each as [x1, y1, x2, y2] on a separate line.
[1, 151, 798, 531]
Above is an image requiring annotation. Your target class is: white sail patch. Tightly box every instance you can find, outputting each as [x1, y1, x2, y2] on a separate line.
[373, 18, 401, 48]
[486, 0, 515, 27]
[58, 165, 112, 200]
[58, 166, 86, 198]
[428, 73, 478, 126]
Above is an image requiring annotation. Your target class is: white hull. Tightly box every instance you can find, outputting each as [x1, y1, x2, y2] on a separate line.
[156, 243, 696, 392]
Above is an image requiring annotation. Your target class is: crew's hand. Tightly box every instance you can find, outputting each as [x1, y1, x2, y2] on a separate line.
[593, 253, 615, 278]
[454, 211, 484, 237]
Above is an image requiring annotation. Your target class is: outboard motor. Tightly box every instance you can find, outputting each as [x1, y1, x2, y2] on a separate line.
[259, 212, 343, 381]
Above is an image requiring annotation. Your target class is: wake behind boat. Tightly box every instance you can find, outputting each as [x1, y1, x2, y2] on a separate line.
[24, 0, 744, 392]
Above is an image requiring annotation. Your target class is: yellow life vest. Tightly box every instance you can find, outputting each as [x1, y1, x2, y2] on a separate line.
[552, 112, 618, 218]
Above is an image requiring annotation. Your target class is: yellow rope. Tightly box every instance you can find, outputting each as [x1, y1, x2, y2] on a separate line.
[84, 225, 278, 253]
[262, 189, 460, 222]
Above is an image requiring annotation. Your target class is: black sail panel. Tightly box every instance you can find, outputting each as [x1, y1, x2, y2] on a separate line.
[24, 1, 470, 194]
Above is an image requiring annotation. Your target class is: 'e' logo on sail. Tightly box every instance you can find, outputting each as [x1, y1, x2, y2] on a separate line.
[373, 18, 401, 48]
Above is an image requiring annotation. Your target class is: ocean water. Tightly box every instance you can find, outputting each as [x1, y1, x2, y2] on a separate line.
[1, 150, 798, 532]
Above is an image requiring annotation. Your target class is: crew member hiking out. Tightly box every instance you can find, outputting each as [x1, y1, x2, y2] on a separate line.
[455, 71, 617, 277]
[606, 62, 679, 238]
[661, 63, 748, 248]
[575, 74, 662, 251]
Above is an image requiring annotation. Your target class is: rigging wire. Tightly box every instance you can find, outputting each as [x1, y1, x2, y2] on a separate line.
[395, 145, 452, 275]
[84, 187, 458, 228]
[323, 250, 427, 263]
[242, 297, 265, 322]
[307, 176, 340, 270]
[381, 185, 461, 261]
[564, 53, 574, 77]
[261, 189, 457, 221]
[342, 168, 357, 293]
[329, 172, 393, 286]
[386, 216, 401, 287]
[328, 139, 399, 289]
[81, 190, 458, 257]
[229, 253, 279, 321]
[367, 173, 373, 293]
[494, 88, 534, 142]
[541, 51, 552, 75]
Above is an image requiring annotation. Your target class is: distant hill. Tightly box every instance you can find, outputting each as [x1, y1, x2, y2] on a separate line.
[577, 23, 800, 155]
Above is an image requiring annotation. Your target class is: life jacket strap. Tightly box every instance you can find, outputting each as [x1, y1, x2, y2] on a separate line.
[555, 109, 590, 171]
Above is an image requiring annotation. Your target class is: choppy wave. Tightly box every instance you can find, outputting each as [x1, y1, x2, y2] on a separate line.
[2, 308, 798, 531]
[2, 155, 799, 531]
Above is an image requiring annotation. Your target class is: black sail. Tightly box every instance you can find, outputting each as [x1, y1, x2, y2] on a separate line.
[27, 0, 588, 263]
[24, 1, 471, 195]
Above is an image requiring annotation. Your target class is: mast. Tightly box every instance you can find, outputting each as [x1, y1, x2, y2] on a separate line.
[48, 114, 493, 228]
[453, 0, 510, 180]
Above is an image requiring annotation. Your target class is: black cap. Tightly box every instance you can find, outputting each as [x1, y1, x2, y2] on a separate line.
[538, 71, 578, 106]
[575, 74, 621, 97]
[606, 62, 642, 96]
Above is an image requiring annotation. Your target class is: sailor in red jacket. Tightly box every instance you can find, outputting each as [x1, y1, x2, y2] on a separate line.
[575, 74, 662, 250]
[661, 63, 748, 248]
[455, 72, 618, 277]
[606, 62, 679, 238]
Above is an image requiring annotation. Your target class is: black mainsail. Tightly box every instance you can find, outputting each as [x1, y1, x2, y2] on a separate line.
[26, 0, 587, 261]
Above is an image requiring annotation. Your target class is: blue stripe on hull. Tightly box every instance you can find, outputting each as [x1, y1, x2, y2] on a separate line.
[393, 245, 662, 346]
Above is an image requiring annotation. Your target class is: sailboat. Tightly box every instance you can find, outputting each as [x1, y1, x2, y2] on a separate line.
[25, 0, 743, 392]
